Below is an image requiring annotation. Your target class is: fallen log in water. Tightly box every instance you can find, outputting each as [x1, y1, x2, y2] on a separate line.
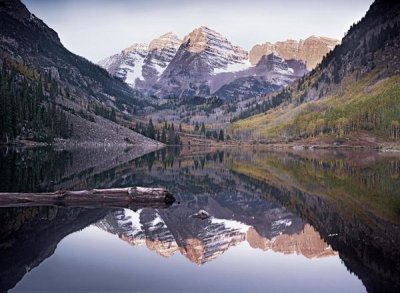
[0, 187, 175, 208]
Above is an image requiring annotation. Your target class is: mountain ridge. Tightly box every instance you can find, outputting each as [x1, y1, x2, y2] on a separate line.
[99, 27, 336, 100]
[249, 36, 339, 70]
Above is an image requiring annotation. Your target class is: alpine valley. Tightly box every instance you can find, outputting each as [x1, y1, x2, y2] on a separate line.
[1, 0, 399, 149]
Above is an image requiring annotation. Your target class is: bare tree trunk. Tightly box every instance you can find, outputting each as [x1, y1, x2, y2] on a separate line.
[0, 187, 175, 208]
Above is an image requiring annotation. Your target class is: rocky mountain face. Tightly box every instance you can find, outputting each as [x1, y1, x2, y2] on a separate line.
[153, 26, 250, 98]
[212, 54, 307, 100]
[249, 36, 339, 70]
[0, 0, 158, 145]
[140, 33, 182, 87]
[99, 27, 334, 100]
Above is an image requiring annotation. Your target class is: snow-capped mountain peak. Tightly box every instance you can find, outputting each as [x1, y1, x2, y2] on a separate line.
[182, 26, 248, 69]
[149, 32, 181, 51]
[149, 26, 252, 97]
[122, 43, 148, 55]
[97, 43, 149, 86]
[140, 32, 182, 82]
[98, 33, 183, 89]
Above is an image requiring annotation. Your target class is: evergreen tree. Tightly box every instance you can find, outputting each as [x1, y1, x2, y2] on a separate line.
[110, 108, 116, 122]
[218, 129, 224, 141]
[201, 122, 206, 134]
[161, 127, 167, 143]
[146, 118, 156, 139]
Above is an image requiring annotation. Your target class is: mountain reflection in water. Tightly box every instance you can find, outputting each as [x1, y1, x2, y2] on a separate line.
[96, 202, 335, 265]
[0, 146, 399, 292]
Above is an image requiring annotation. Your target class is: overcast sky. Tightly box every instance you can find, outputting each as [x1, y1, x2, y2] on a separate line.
[22, 0, 374, 62]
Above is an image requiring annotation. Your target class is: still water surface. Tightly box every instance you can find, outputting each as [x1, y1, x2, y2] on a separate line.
[1, 147, 399, 292]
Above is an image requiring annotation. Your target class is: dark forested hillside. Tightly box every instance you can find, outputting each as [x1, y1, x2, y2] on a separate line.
[0, 60, 72, 142]
[0, 0, 156, 145]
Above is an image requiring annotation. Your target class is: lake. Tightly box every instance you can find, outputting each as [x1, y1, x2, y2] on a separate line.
[1, 146, 399, 292]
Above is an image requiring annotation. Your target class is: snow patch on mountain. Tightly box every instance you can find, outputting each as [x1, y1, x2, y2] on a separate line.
[122, 55, 145, 85]
[213, 60, 253, 74]
[98, 43, 148, 87]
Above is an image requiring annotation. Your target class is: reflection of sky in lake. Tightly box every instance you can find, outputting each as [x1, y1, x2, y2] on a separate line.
[12, 225, 366, 293]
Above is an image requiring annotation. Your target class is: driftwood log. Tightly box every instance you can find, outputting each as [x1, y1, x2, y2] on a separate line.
[0, 187, 175, 208]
